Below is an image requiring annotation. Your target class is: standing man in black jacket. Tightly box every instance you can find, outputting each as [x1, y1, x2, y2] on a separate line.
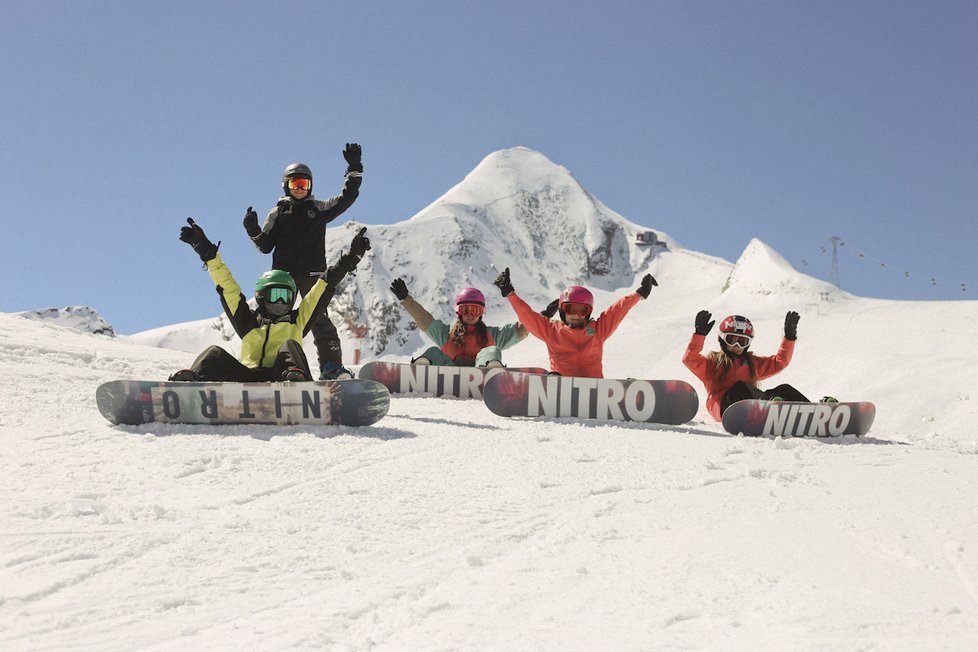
[243, 144, 363, 379]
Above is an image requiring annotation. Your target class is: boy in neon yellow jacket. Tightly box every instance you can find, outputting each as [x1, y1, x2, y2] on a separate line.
[169, 219, 369, 382]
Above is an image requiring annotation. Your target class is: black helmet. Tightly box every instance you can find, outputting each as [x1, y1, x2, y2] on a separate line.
[282, 163, 312, 195]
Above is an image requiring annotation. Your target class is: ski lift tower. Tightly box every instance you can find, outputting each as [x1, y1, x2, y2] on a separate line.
[829, 236, 843, 288]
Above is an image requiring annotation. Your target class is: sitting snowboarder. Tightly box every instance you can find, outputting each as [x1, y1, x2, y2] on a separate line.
[169, 218, 369, 382]
[389, 278, 528, 368]
[491, 268, 657, 378]
[682, 310, 832, 421]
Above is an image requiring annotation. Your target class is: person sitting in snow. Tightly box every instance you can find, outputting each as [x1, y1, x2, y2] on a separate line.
[490, 267, 657, 378]
[682, 310, 833, 421]
[389, 279, 529, 368]
[169, 218, 369, 382]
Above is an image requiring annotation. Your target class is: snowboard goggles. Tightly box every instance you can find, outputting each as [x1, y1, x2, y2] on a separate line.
[287, 177, 311, 191]
[457, 303, 485, 318]
[561, 302, 591, 317]
[721, 333, 752, 348]
[262, 286, 295, 304]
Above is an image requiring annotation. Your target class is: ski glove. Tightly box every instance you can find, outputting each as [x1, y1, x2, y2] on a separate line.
[343, 143, 363, 173]
[493, 268, 514, 297]
[179, 218, 219, 262]
[349, 227, 370, 258]
[694, 310, 715, 336]
[540, 299, 559, 319]
[243, 207, 261, 237]
[325, 253, 360, 288]
[784, 310, 800, 341]
[635, 274, 658, 299]
[390, 278, 409, 301]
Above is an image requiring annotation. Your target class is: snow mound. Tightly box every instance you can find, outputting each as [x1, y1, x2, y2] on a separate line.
[17, 306, 116, 336]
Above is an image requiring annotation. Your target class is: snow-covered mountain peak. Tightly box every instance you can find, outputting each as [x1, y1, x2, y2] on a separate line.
[723, 238, 842, 300]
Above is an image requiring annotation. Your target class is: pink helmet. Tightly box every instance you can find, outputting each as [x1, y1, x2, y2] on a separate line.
[559, 285, 593, 310]
[454, 287, 485, 308]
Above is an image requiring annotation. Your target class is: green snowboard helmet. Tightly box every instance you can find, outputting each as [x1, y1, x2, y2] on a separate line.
[255, 270, 297, 317]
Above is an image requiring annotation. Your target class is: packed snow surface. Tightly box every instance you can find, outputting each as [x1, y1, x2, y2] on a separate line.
[4, 149, 976, 649]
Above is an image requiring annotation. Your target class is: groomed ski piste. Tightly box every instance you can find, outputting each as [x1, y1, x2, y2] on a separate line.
[3, 271, 977, 650]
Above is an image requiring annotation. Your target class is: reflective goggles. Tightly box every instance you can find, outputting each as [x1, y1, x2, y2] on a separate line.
[457, 303, 485, 318]
[561, 302, 591, 317]
[287, 177, 311, 191]
[721, 333, 752, 348]
[263, 286, 295, 304]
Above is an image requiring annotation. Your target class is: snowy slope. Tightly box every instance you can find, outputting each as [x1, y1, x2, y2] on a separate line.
[2, 280, 977, 650]
[5, 147, 977, 650]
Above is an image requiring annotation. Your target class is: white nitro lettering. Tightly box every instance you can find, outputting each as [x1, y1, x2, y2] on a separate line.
[527, 375, 559, 417]
[796, 404, 816, 435]
[574, 378, 599, 417]
[624, 381, 656, 421]
[402, 365, 428, 393]
[828, 404, 851, 436]
[438, 367, 461, 396]
[459, 368, 484, 399]
[809, 404, 832, 437]
[763, 403, 796, 436]
[596, 379, 625, 420]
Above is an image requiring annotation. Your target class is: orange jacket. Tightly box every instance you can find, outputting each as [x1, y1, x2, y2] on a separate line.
[682, 333, 795, 421]
[508, 291, 641, 378]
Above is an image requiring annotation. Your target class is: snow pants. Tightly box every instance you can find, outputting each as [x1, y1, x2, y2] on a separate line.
[295, 273, 342, 373]
[187, 340, 312, 382]
[720, 380, 810, 414]
[414, 345, 504, 367]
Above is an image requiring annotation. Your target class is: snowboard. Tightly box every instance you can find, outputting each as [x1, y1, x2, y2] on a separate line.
[95, 379, 390, 427]
[482, 372, 699, 424]
[721, 399, 876, 437]
[357, 361, 548, 399]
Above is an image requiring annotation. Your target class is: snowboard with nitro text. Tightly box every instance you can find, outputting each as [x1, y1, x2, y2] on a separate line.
[357, 361, 548, 399]
[96, 379, 390, 427]
[721, 399, 876, 437]
[482, 372, 699, 424]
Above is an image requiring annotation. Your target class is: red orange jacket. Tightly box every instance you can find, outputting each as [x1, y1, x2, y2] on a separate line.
[508, 291, 642, 378]
[682, 333, 795, 421]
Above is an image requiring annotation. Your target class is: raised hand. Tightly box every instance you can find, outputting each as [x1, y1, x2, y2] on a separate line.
[694, 310, 715, 336]
[390, 278, 409, 301]
[243, 206, 260, 237]
[492, 268, 514, 297]
[343, 143, 362, 172]
[349, 227, 370, 257]
[179, 218, 218, 262]
[784, 310, 800, 341]
[635, 273, 658, 298]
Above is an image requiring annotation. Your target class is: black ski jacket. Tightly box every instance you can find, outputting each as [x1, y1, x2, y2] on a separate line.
[250, 170, 361, 275]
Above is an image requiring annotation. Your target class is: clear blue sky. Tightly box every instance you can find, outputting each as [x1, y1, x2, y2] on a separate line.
[3, 1, 975, 334]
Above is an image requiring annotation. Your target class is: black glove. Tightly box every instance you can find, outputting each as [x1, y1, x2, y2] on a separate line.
[243, 206, 260, 237]
[635, 274, 658, 299]
[179, 218, 218, 262]
[493, 268, 514, 297]
[349, 226, 370, 258]
[540, 299, 559, 319]
[784, 310, 800, 341]
[390, 278, 409, 301]
[343, 143, 363, 173]
[694, 310, 715, 336]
